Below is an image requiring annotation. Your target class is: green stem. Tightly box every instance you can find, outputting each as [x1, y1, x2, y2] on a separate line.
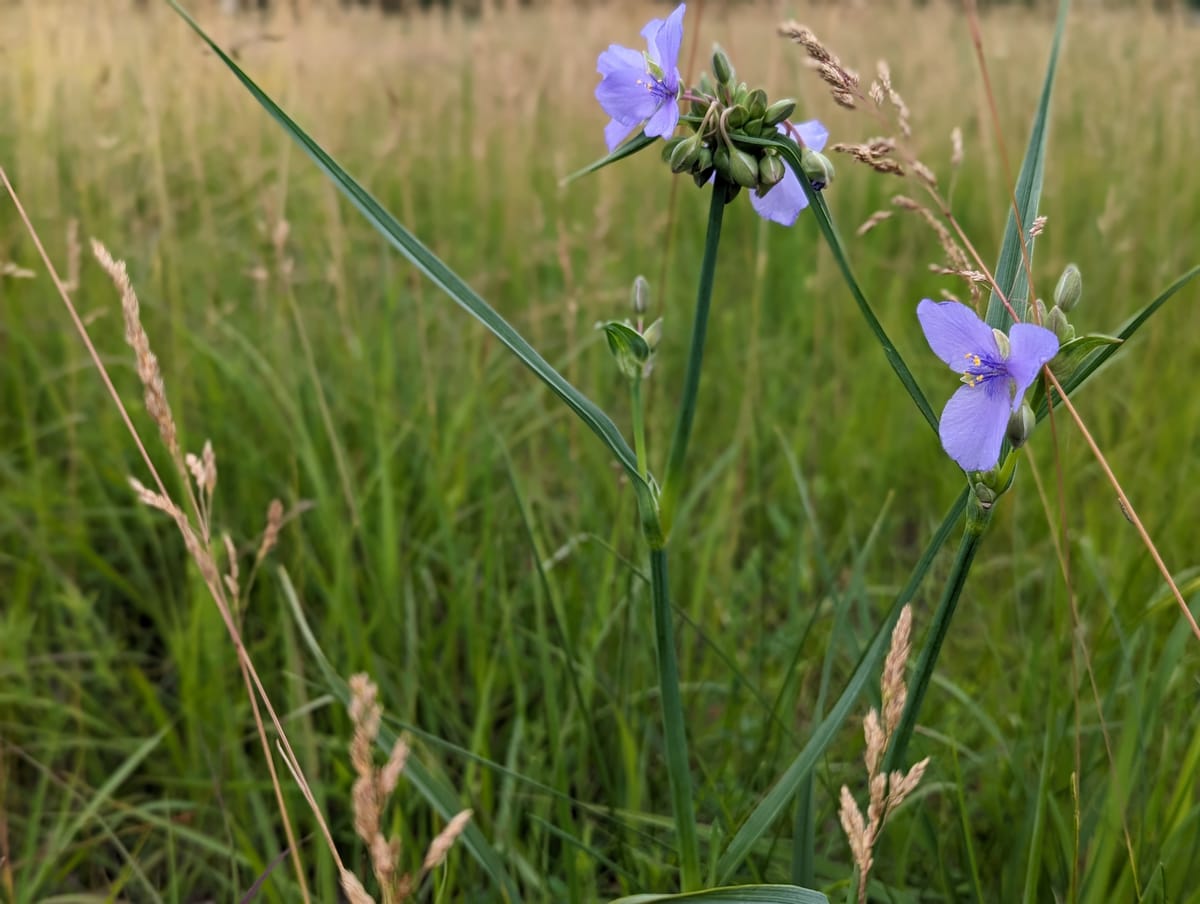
[631, 377, 649, 480]
[659, 182, 727, 536]
[650, 547, 701, 891]
[883, 501, 990, 774]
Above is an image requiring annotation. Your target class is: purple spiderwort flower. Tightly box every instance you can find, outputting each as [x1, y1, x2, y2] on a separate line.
[749, 120, 828, 226]
[595, 4, 686, 151]
[917, 299, 1059, 472]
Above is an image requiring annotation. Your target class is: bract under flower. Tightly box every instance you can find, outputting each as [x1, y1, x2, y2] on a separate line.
[749, 120, 829, 226]
[917, 299, 1059, 471]
[595, 4, 685, 151]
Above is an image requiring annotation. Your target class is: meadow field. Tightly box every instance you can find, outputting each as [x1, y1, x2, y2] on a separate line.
[2, 0, 1200, 901]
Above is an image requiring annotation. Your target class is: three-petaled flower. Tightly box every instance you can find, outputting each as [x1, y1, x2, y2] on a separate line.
[595, 4, 686, 152]
[917, 299, 1059, 472]
[749, 121, 829, 226]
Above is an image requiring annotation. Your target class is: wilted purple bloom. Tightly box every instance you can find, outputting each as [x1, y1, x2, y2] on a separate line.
[917, 299, 1059, 471]
[749, 120, 829, 226]
[595, 4, 686, 151]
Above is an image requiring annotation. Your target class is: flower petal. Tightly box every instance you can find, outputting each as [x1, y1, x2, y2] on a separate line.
[597, 43, 645, 77]
[644, 97, 679, 140]
[748, 166, 808, 225]
[917, 299, 1000, 371]
[604, 118, 636, 150]
[1005, 322, 1059, 408]
[939, 379, 1012, 471]
[650, 4, 686, 74]
[596, 68, 663, 133]
[793, 119, 829, 153]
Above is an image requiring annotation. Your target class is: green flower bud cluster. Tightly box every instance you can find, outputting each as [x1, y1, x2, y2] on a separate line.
[1035, 263, 1083, 343]
[660, 45, 809, 202]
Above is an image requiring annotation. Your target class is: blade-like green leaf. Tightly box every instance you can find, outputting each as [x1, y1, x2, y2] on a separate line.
[167, 1, 645, 498]
[278, 569, 524, 903]
[562, 132, 659, 184]
[716, 489, 969, 882]
[610, 885, 829, 904]
[983, 0, 1070, 329]
[1039, 264, 1200, 418]
[1030, 333, 1121, 404]
[741, 133, 938, 435]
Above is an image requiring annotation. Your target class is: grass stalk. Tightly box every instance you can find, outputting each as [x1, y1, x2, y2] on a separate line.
[649, 547, 701, 891]
[659, 182, 727, 536]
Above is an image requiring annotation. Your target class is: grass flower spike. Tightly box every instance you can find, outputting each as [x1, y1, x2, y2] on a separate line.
[749, 120, 829, 225]
[595, 4, 685, 151]
[918, 299, 1058, 471]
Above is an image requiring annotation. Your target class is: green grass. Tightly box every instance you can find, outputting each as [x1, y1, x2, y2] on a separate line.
[2, 1, 1199, 901]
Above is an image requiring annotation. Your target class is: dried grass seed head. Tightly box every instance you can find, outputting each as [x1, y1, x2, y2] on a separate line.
[92, 239, 179, 456]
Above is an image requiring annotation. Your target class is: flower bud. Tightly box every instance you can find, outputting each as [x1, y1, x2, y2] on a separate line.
[712, 46, 735, 85]
[757, 153, 786, 191]
[641, 317, 663, 350]
[800, 148, 835, 190]
[742, 117, 765, 138]
[694, 145, 713, 173]
[1046, 305, 1074, 342]
[661, 136, 685, 164]
[1054, 263, 1082, 313]
[712, 145, 731, 181]
[1006, 402, 1035, 449]
[668, 134, 703, 173]
[746, 88, 768, 121]
[1032, 297, 1048, 324]
[697, 72, 717, 98]
[734, 82, 749, 105]
[631, 275, 649, 315]
[991, 328, 1011, 360]
[763, 98, 796, 127]
[725, 104, 749, 130]
[728, 147, 760, 188]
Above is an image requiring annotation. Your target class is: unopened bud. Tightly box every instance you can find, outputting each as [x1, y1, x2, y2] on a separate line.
[1046, 305, 1074, 342]
[763, 98, 796, 127]
[1032, 297, 1048, 324]
[1006, 402, 1035, 449]
[725, 104, 749, 131]
[745, 88, 768, 121]
[712, 46, 735, 85]
[1054, 263, 1082, 313]
[668, 134, 702, 174]
[697, 72, 717, 98]
[757, 153, 786, 191]
[712, 145, 731, 181]
[728, 147, 760, 188]
[800, 148, 834, 190]
[661, 137, 685, 164]
[991, 328, 1011, 359]
[631, 275, 649, 314]
[641, 317, 663, 350]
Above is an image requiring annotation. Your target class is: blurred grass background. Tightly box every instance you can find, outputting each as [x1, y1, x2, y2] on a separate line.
[2, 0, 1199, 900]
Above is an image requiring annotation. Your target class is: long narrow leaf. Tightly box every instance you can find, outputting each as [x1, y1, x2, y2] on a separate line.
[167, 1, 646, 497]
[741, 133, 938, 434]
[715, 489, 969, 882]
[983, 0, 1069, 329]
[611, 885, 829, 904]
[562, 132, 659, 184]
[1037, 264, 1200, 419]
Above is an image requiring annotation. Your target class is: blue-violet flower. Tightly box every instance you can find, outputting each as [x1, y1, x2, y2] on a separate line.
[749, 120, 828, 226]
[917, 299, 1059, 471]
[595, 4, 685, 151]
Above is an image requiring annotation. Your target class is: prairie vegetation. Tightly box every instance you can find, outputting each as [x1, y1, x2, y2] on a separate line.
[1, 0, 1198, 901]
